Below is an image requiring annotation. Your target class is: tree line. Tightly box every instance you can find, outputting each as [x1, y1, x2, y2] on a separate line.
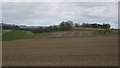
[2, 24, 20, 30]
[81, 23, 111, 29]
[31, 21, 74, 33]
[2, 21, 111, 33]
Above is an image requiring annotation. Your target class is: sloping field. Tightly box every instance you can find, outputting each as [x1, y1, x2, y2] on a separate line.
[2, 35, 118, 66]
[47, 29, 94, 38]
[2, 30, 35, 41]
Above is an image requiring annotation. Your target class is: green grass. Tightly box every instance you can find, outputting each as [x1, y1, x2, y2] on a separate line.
[2, 30, 50, 41]
[2, 30, 35, 41]
[92, 29, 119, 36]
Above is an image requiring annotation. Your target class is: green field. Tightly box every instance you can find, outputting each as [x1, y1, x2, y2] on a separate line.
[2, 30, 50, 41]
[92, 29, 119, 36]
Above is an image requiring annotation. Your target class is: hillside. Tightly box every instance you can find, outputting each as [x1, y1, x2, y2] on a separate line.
[2, 30, 35, 41]
[2, 28, 119, 41]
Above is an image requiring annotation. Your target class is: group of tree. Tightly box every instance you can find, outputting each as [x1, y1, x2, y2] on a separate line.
[2, 23, 20, 30]
[80, 23, 111, 29]
[31, 21, 74, 33]
[30, 22, 111, 33]
[2, 21, 111, 34]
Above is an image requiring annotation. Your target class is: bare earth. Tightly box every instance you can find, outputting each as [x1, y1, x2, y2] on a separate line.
[2, 30, 118, 66]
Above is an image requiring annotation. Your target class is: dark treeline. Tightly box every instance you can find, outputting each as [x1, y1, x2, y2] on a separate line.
[2, 21, 111, 34]
[2, 24, 20, 30]
[31, 21, 74, 33]
[81, 23, 111, 29]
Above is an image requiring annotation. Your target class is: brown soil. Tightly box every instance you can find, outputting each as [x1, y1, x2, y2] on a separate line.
[2, 30, 118, 66]
[47, 30, 94, 38]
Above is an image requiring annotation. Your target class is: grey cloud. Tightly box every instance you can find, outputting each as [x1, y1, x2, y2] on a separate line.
[2, 2, 118, 28]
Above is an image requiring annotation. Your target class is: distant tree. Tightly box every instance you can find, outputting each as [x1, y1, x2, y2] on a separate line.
[53, 25, 59, 31]
[59, 21, 74, 31]
[81, 23, 86, 27]
[3, 24, 20, 30]
[75, 23, 80, 27]
[80, 23, 111, 29]
[105, 24, 111, 29]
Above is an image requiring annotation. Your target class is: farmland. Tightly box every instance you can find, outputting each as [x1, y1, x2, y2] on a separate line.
[2, 28, 118, 66]
[2, 30, 50, 41]
[2, 28, 119, 41]
[2, 30, 35, 41]
[2, 2, 118, 66]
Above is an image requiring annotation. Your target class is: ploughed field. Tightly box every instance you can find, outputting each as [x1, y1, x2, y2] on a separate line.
[2, 29, 118, 66]
[47, 31, 93, 38]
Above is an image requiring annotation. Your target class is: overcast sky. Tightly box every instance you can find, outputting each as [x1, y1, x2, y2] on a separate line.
[2, 2, 118, 28]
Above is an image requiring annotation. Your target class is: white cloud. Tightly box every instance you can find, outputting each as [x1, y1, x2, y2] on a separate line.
[2, 0, 120, 2]
[2, 2, 118, 28]
[85, 6, 118, 18]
